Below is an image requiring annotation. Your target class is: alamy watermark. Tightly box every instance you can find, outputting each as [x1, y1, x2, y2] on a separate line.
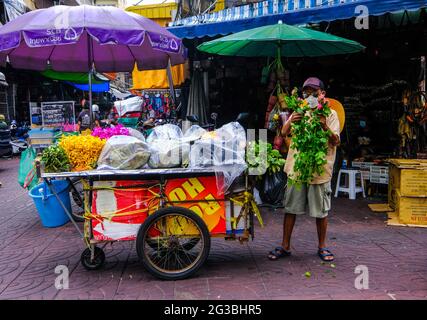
[354, 265, 369, 290]
[355, 5, 369, 30]
[54, 265, 69, 290]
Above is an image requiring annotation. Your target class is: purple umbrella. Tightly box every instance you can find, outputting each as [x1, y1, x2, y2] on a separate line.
[0, 5, 184, 72]
[0, 5, 185, 115]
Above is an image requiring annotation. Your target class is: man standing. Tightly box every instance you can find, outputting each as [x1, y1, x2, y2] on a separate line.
[76, 102, 100, 132]
[268, 77, 340, 262]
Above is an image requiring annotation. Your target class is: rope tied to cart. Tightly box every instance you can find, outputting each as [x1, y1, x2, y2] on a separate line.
[229, 191, 263, 229]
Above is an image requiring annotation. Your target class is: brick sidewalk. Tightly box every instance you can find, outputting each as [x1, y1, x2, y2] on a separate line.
[1, 157, 426, 300]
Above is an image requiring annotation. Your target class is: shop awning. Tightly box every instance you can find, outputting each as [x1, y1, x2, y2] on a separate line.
[41, 69, 109, 84]
[66, 82, 110, 93]
[168, 0, 427, 39]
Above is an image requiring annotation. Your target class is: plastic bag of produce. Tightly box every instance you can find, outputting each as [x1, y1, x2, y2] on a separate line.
[147, 124, 189, 168]
[146, 124, 183, 143]
[148, 139, 190, 168]
[97, 135, 151, 170]
[189, 122, 246, 167]
[189, 122, 247, 192]
[182, 125, 206, 142]
[127, 127, 145, 142]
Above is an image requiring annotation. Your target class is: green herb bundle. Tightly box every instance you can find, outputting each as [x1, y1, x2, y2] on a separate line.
[246, 141, 286, 176]
[41, 145, 71, 173]
[284, 88, 332, 185]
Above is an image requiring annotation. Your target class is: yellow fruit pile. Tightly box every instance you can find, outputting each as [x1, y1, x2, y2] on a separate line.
[59, 135, 106, 171]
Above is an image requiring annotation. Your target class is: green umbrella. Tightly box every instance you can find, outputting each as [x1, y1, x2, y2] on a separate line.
[197, 21, 365, 57]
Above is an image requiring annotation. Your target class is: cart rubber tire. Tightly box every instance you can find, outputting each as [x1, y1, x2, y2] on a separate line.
[70, 178, 85, 222]
[136, 207, 210, 280]
[80, 247, 105, 270]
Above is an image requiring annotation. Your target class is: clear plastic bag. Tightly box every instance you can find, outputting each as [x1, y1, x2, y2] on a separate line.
[146, 124, 183, 143]
[127, 127, 146, 142]
[147, 124, 189, 168]
[189, 122, 247, 191]
[182, 125, 207, 142]
[97, 135, 151, 170]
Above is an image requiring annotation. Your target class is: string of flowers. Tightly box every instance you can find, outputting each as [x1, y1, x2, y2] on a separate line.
[284, 88, 332, 185]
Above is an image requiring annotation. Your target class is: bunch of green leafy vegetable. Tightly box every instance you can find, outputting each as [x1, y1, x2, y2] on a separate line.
[41, 145, 70, 173]
[246, 140, 285, 176]
[284, 88, 332, 185]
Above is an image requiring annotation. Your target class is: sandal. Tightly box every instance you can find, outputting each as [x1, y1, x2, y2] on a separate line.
[318, 247, 334, 262]
[268, 247, 291, 261]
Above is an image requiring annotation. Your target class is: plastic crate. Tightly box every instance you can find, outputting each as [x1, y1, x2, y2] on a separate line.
[370, 176, 389, 184]
[370, 166, 389, 184]
[370, 166, 388, 176]
[352, 161, 375, 169]
[360, 170, 370, 180]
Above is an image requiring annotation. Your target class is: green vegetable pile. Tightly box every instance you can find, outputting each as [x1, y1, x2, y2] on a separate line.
[41, 145, 70, 173]
[246, 141, 285, 176]
[284, 88, 331, 185]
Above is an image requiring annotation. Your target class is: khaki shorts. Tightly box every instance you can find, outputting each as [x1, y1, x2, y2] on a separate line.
[284, 181, 332, 218]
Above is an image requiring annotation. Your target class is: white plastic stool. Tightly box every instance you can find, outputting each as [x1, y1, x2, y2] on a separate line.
[334, 169, 366, 200]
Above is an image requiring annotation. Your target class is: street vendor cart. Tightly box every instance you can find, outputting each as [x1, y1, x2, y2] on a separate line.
[41, 168, 260, 280]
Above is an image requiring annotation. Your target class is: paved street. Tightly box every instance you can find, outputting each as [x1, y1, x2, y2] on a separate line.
[0, 157, 426, 300]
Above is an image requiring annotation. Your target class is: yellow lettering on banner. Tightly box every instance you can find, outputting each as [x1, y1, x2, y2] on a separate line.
[199, 194, 221, 216]
[169, 187, 187, 202]
[182, 178, 205, 199]
[189, 205, 204, 218]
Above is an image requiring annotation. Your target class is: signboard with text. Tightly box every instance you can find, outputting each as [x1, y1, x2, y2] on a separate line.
[41, 101, 75, 127]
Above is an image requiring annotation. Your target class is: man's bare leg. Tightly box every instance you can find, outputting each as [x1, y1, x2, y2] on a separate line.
[316, 217, 334, 261]
[268, 213, 296, 260]
[282, 213, 296, 251]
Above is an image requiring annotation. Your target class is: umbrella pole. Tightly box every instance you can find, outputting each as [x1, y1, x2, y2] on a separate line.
[88, 34, 93, 123]
[166, 59, 176, 103]
[88, 68, 93, 123]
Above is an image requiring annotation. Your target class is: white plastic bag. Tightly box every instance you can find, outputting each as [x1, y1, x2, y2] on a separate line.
[127, 127, 145, 142]
[147, 124, 189, 168]
[97, 135, 151, 170]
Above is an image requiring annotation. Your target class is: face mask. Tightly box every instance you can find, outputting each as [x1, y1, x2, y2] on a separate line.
[306, 95, 318, 109]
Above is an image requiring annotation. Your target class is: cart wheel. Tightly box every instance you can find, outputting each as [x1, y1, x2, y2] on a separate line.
[80, 247, 105, 270]
[136, 207, 210, 280]
[146, 237, 200, 251]
[70, 178, 85, 222]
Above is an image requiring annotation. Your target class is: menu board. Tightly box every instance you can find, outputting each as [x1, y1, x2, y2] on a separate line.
[41, 101, 75, 127]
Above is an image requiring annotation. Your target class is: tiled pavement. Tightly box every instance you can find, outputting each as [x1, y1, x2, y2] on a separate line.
[1, 157, 426, 300]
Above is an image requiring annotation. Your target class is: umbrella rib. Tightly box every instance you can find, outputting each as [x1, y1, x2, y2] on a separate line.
[308, 40, 330, 56]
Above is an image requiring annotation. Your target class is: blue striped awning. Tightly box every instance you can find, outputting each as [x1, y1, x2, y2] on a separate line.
[168, 0, 427, 39]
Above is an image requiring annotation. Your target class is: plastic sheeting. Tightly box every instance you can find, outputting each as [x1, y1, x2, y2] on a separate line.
[114, 96, 143, 117]
[189, 122, 247, 192]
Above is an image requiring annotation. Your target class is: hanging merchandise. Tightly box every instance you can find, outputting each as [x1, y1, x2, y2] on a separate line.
[140, 90, 175, 120]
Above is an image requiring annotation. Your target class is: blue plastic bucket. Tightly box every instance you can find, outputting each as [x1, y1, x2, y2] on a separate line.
[29, 180, 71, 228]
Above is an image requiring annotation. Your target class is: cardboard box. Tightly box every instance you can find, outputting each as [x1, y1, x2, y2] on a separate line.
[388, 159, 427, 200]
[395, 190, 427, 226]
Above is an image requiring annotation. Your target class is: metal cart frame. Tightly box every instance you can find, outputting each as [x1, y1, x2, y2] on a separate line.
[41, 168, 259, 280]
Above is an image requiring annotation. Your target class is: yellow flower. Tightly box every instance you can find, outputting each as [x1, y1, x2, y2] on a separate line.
[59, 135, 106, 171]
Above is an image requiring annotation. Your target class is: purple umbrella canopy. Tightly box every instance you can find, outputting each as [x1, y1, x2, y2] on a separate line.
[0, 5, 185, 72]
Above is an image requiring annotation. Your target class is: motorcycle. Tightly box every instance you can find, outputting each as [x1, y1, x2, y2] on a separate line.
[10, 121, 29, 155]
